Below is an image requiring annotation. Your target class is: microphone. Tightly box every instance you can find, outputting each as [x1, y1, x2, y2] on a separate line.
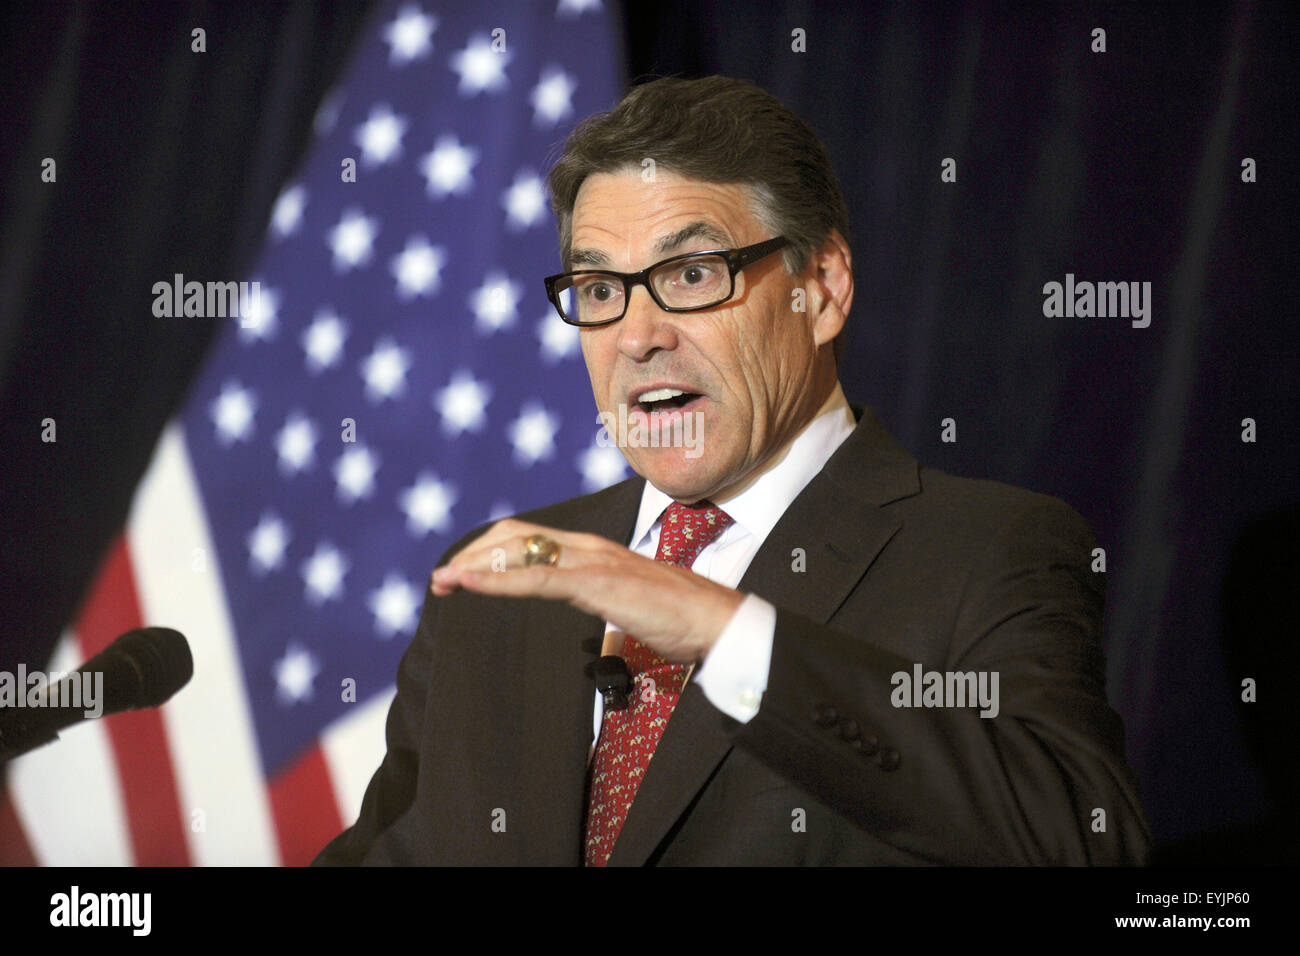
[584, 656, 632, 711]
[0, 627, 193, 761]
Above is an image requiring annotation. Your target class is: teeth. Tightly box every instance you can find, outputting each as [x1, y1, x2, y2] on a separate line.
[637, 387, 686, 404]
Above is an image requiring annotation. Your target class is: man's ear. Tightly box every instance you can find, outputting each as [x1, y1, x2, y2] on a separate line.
[805, 230, 852, 349]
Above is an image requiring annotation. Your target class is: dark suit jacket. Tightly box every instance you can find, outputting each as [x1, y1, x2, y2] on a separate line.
[314, 404, 1151, 865]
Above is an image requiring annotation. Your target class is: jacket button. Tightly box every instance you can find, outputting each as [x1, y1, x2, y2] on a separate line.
[837, 718, 860, 741]
[852, 735, 879, 757]
[877, 748, 901, 771]
[812, 704, 838, 727]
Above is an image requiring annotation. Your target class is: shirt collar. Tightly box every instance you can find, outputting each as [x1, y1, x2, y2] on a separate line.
[630, 381, 856, 548]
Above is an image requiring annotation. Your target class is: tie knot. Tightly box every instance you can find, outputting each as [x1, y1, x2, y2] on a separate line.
[656, 501, 733, 567]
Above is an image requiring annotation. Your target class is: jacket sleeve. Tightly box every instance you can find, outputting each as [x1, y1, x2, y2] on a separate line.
[730, 495, 1152, 865]
[311, 582, 438, 866]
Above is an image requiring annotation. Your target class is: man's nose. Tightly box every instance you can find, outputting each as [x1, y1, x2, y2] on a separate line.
[616, 284, 678, 360]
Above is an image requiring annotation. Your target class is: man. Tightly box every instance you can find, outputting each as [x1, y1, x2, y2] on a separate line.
[314, 76, 1151, 866]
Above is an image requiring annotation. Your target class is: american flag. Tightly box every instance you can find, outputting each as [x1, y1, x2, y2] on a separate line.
[0, 0, 621, 866]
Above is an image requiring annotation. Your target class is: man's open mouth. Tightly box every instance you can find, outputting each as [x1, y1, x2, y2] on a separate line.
[633, 387, 704, 414]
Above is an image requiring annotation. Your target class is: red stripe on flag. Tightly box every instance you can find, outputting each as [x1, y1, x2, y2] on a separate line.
[76, 537, 192, 866]
[0, 787, 38, 866]
[268, 745, 344, 866]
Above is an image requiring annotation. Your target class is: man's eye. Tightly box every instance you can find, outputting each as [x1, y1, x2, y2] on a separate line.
[579, 278, 613, 300]
[677, 263, 717, 285]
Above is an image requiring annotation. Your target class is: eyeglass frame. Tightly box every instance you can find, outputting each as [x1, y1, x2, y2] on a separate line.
[543, 235, 791, 327]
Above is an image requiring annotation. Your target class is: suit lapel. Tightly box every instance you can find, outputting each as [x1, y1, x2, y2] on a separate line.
[734, 404, 918, 622]
[608, 404, 920, 865]
[516, 477, 643, 863]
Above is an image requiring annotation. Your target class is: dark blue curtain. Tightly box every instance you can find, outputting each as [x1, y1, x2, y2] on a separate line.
[623, 0, 1298, 861]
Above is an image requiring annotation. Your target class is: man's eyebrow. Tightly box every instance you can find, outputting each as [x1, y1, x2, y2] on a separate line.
[653, 221, 732, 256]
[567, 221, 733, 271]
[567, 247, 611, 269]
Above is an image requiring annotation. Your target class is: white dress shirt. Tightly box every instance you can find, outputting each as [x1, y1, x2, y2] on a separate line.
[590, 381, 857, 752]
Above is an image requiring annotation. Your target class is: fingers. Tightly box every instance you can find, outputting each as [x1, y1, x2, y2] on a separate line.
[430, 520, 605, 595]
[455, 565, 579, 599]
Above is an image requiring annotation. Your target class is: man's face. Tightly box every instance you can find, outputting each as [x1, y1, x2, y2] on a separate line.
[570, 168, 824, 502]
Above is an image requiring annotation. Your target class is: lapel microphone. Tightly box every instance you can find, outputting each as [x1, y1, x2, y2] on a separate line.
[584, 655, 632, 711]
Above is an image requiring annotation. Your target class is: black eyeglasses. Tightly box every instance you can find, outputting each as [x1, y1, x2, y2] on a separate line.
[544, 236, 790, 327]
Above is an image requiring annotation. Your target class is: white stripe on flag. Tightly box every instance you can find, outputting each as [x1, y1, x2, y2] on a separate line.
[8, 633, 135, 865]
[320, 684, 397, 828]
[126, 423, 280, 865]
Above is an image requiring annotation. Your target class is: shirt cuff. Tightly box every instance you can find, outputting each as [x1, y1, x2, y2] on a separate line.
[693, 594, 775, 723]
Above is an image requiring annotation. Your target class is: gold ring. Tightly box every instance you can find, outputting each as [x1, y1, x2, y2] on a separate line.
[522, 534, 561, 567]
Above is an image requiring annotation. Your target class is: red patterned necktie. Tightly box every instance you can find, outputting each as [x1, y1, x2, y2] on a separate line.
[583, 500, 734, 866]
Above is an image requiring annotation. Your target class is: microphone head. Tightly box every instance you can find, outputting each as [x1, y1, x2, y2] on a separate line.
[91, 627, 193, 712]
[124, 627, 194, 707]
[584, 654, 631, 711]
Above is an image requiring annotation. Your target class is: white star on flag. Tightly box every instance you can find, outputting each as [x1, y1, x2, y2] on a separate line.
[531, 66, 577, 125]
[301, 542, 349, 605]
[301, 309, 349, 373]
[383, 4, 437, 65]
[360, 338, 412, 403]
[508, 403, 560, 466]
[419, 134, 479, 197]
[247, 512, 291, 575]
[449, 34, 512, 96]
[314, 89, 343, 135]
[270, 184, 307, 239]
[391, 235, 446, 298]
[354, 103, 410, 167]
[399, 472, 458, 536]
[367, 573, 422, 638]
[273, 644, 321, 705]
[502, 171, 547, 230]
[434, 370, 492, 436]
[211, 380, 257, 445]
[328, 208, 380, 272]
[470, 272, 522, 333]
[333, 445, 380, 503]
[237, 283, 279, 342]
[537, 312, 580, 363]
[558, 0, 603, 16]
[578, 441, 630, 492]
[276, 411, 319, 475]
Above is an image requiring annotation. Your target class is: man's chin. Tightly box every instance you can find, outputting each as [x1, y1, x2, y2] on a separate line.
[629, 449, 729, 502]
